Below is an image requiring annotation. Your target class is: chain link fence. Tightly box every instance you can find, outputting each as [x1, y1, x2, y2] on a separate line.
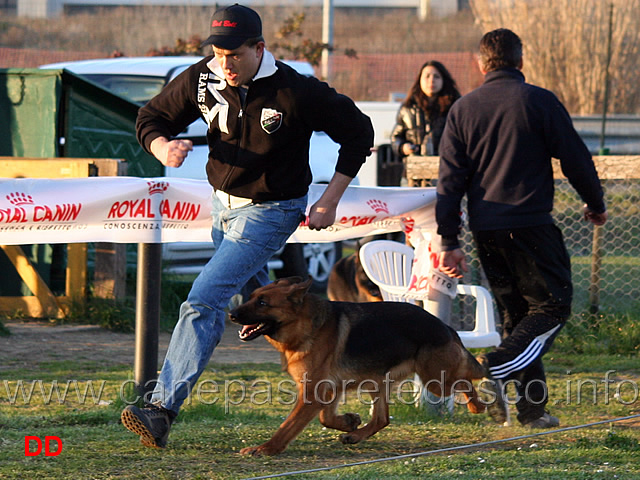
[407, 155, 640, 337]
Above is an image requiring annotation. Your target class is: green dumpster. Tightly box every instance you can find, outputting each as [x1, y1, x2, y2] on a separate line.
[0, 68, 158, 297]
[0, 68, 159, 175]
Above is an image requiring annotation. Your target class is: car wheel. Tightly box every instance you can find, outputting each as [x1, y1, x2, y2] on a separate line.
[303, 241, 343, 292]
[274, 242, 342, 292]
[273, 243, 307, 279]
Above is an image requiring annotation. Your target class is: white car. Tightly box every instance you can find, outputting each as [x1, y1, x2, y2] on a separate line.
[40, 56, 345, 289]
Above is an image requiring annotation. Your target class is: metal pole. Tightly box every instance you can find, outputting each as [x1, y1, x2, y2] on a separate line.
[425, 269, 457, 326]
[418, 0, 429, 21]
[420, 269, 456, 413]
[589, 226, 603, 314]
[426, 288, 453, 325]
[134, 242, 162, 401]
[599, 3, 614, 154]
[321, 0, 334, 80]
[591, 4, 613, 313]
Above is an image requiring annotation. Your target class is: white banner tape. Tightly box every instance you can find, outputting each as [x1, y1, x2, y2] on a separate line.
[0, 177, 437, 245]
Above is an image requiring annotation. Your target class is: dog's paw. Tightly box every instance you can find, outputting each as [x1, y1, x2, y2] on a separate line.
[343, 412, 362, 431]
[240, 443, 283, 456]
[339, 432, 362, 445]
[240, 446, 262, 456]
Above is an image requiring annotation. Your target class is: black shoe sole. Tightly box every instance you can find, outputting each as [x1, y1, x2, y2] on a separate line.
[486, 395, 508, 424]
[479, 378, 509, 424]
[121, 408, 165, 448]
[524, 416, 560, 429]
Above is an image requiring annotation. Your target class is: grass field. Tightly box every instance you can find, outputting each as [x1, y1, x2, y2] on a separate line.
[1, 354, 639, 479]
[1, 238, 639, 478]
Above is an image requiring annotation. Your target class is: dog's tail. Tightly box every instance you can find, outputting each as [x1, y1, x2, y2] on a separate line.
[450, 330, 488, 380]
[465, 349, 487, 379]
[459, 348, 488, 414]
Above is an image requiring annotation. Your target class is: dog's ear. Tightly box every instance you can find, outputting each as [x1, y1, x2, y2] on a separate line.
[287, 277, 314, 304]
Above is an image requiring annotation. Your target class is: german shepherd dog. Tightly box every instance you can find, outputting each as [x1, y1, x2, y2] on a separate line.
[229, 277, 487, 456]
[326, 252, 382, 303]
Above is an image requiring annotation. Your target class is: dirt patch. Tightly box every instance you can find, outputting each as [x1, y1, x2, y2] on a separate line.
[0, 320, 280, 370]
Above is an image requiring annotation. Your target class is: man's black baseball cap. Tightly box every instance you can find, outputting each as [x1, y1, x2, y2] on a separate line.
[200, 4, 262, 50]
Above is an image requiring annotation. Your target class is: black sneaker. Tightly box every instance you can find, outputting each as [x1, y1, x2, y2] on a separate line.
[477, 356, 509, 425]
[121, 404, 173, 448]
[523, 412, 560, 429]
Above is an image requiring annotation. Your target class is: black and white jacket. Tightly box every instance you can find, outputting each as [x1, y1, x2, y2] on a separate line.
[137, 50, 374, 201]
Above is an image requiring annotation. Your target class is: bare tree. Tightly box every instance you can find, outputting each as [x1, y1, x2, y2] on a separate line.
[470, 0, 640, 114]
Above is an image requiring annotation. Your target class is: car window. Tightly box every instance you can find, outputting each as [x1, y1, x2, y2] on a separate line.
[168, 66, 190, 83]
[82, 74, 166, 104]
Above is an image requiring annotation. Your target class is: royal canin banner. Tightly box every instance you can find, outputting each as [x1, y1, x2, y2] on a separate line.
[0, 177, 437, 245]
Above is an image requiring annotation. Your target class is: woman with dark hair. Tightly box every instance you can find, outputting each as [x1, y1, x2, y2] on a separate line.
[391, 61, 461, 159]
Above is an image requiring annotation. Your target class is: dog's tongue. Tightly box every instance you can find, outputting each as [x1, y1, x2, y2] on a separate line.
[239, 323, 262, 340]
[240, 324, 256, 337]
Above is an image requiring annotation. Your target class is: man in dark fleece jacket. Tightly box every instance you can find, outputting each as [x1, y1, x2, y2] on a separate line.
[121, 4, 373, 450]
[436, 28, 607, 428]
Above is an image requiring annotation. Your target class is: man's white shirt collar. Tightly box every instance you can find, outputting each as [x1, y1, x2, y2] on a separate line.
[206, 49, 277, 84]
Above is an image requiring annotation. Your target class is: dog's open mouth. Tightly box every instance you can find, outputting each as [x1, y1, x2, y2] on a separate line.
[238, 322, 273, 342]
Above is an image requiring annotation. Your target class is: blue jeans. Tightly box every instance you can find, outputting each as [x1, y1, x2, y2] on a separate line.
[150, 193, 307, 414]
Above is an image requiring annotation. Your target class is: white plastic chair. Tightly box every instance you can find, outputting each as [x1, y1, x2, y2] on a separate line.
[360, 240, 506, 420]
[359, 240, 501, 349]
[356, 240, 416, 303]
[453, 284, 501, 348]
